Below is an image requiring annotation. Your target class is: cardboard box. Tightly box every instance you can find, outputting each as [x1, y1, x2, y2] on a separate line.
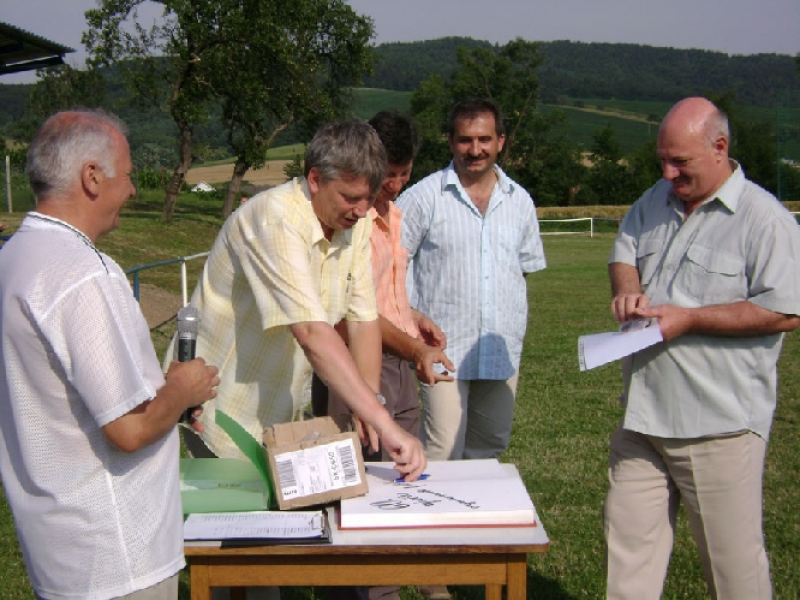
[180, 458, 270, 514]
[263, 416, 368, 510]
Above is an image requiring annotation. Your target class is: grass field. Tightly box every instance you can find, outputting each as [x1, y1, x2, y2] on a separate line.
[542, 105, 659, 154]
[350, 88, 412, 120]
[0, 194, 799, 599]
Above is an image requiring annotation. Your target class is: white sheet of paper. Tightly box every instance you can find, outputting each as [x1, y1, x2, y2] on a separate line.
[183, 510, 326, 540]
[578, 319, 663, 371]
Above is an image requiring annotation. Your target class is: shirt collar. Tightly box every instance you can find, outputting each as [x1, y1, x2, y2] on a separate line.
[441, 161, 515, 195]
[710, 160, 744, 213]
[666, 160, 744, 215]
[368, 201, 399, 231]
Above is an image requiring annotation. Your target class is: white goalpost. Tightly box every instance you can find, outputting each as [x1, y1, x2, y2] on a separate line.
[538, 217, 623, 237]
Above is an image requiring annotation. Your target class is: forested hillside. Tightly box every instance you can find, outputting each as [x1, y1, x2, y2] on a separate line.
[537, 41, 798, 106]
[3, 37, 796, 127]
[1, 37, 797, 172]
[363, 38, 799, 106]
[362, 37, 494, 91]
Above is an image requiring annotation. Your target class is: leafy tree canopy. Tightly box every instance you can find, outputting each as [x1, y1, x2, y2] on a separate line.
[84, 0, 374, 219]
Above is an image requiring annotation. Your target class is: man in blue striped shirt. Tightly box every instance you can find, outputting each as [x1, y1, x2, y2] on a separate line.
[396, 98, 546, 461]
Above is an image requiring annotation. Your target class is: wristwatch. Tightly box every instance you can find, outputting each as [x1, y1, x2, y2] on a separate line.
[376, 393, 387, 405]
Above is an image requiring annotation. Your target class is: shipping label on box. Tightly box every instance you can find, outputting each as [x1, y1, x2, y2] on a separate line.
[264, 417, 368, 510]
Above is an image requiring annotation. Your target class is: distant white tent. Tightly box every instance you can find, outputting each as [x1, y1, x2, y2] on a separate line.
[190, 181, 215, 193]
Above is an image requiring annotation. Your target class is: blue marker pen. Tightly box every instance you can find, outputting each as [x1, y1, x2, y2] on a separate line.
[395, 473, 430, 482]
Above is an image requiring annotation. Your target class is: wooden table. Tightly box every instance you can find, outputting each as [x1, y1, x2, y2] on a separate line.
[185, 507, 549, 600]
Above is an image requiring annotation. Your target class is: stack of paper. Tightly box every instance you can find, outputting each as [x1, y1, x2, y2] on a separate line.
[339, 459, 538, 529]
[184, 510, 331, 545]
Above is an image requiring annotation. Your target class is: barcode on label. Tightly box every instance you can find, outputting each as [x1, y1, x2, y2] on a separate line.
[276, 457, 297, 489]
[337, 443, 357, 484]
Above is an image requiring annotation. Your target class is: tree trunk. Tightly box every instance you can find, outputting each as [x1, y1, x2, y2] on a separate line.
[223, 159, 249, 219]
[163, 124, 193, 221]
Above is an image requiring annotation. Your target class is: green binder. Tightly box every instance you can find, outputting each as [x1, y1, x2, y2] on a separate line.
[179, 409, 276, 513]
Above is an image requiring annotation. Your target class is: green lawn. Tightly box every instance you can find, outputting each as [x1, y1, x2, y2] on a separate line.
[0, 202, 798, 599]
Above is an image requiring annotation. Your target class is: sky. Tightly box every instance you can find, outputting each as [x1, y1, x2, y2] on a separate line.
[3, 0, 799, 85]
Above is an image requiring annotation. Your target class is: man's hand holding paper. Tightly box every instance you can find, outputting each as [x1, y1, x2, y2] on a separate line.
[611, 291, 651, 323]
[611, 286, 688, 343]
[578, 315, 663, 371]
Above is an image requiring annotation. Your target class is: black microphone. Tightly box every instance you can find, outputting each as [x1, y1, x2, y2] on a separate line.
[176, 306, 201, 423]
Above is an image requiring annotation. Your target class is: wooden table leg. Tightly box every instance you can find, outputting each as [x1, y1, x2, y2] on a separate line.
[485, 583, 502, 600]
[189, 563, 211, 600]
[505, 554, 528, 600]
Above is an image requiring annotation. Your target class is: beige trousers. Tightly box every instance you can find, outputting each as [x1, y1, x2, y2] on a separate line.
[420, 373, 519, 460]
[604, 427, 772, 600]
[116, 575, 178, 600]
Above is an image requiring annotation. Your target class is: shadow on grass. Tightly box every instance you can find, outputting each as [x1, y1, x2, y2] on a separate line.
[177, 572, 580, 600]
[443, 570, 578, 600]
[525, 571, 579, 599]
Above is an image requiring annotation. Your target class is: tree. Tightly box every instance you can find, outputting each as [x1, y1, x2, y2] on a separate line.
[85, 1, 222, 219]
[15, 65, 106, 141]
[626, 139, 662, 198]
[575, 124, 629, 205]
[408, 74, 450, 182]
[205, 0, 373, 218]
[711, 92, 779, 193]
[85, 0, 373, 220]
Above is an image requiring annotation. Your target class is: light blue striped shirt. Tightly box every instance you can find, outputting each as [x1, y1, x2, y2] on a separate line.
[397, 163, 546, 380]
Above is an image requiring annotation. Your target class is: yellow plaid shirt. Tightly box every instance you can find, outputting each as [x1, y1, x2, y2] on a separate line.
[191, 178, 377, 458]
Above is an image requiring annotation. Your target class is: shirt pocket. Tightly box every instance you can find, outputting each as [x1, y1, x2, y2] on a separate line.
[677, 244, 746, 304]
[636, 239, 663, 288]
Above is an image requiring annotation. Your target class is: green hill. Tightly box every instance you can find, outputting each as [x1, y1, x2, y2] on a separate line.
[1, 38, 797, 172]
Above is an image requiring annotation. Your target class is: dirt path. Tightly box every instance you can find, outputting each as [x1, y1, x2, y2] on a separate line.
[185, 160, 292, 187]
[138, 283, 183, 329]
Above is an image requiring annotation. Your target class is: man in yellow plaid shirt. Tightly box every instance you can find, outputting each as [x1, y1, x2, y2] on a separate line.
[182, 119, 426, 480]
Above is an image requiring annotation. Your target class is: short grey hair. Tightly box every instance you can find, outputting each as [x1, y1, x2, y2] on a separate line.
[304, 119, 387, 197]
[704, 107, 730, 147]
[26, 109, 129, 199]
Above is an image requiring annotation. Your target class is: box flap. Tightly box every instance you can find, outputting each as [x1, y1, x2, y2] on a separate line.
[265, 416, 343, 447]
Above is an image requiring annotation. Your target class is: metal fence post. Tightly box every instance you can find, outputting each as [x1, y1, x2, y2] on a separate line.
[5, 155, 11, 213]
[181, 261, 188, 307]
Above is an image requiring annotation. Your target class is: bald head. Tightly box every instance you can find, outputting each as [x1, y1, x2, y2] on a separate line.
[656, 97, 733, 210]
[659, 97, 730, 150]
